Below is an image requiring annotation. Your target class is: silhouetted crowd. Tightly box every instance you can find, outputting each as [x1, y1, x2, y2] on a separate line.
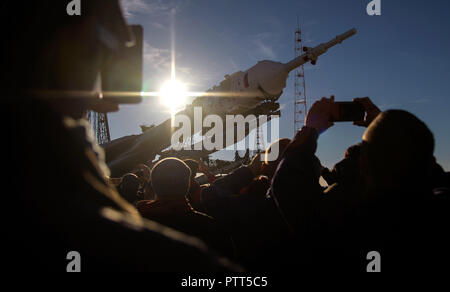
[4, 0, 450, 272]
[108, 103, 450, 272]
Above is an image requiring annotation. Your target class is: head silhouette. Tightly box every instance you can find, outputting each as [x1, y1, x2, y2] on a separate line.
[118, 173, 140, 204]
[5, 0, 133, 117]
[327, 143, 363, 186]
[135, 164, 151, 183]
[361, 110, 434, 190]
[151, 158, 191, 199]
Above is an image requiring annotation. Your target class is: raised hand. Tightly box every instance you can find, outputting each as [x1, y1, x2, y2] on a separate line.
[305, 95, 336, 134]
[353, 97, 381, 127]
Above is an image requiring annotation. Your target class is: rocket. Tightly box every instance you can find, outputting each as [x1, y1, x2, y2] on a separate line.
[105, 28, 358, 176]
[192, 28, 357, 114]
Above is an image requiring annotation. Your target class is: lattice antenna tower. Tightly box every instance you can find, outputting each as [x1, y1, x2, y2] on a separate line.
[294, 17, 308, 132]
[252, 119, 266, 157]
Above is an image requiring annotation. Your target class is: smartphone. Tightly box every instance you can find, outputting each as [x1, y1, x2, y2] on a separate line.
[332, 101, 365, 122]
[101, 25, 143, 104]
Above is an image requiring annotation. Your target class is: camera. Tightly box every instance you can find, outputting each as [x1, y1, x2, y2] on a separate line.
[332, 101, 365, 122]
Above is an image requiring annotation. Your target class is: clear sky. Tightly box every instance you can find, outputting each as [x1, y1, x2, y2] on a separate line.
[109, 0, 450, 170]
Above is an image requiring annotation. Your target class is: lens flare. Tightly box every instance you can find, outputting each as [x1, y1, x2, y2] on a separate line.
[159, 79, 187, 110]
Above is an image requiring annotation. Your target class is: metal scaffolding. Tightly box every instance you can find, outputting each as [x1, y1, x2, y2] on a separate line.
[87, 111, 111, 145]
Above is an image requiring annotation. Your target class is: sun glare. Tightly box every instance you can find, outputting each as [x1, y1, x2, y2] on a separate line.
[159, 79, 187, 110]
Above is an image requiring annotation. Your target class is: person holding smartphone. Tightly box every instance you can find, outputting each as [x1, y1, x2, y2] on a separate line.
[270, 95, 448, 272]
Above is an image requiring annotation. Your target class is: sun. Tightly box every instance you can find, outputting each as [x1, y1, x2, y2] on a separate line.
[159, 79, 187, 110]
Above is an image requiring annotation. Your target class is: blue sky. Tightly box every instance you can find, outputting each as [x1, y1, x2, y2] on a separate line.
[109, 0, 450, 170]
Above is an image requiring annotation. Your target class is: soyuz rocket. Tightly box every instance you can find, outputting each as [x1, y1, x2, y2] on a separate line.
[192, 28, 357, 114]
[105, 28, 358, 176]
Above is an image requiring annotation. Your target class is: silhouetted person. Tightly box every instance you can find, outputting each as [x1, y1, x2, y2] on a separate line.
[118, 173, 141, 205]
[261, 138, 292, 180]
[138, 158, 235, 257]
[272, 96, 449, 271]
[4, 0, 238, 271]
[238, 138, 291, 198]
[183, 159, 216, 210]
[356, 109, 449, 271]
[200, 150, 294, 270]
[134, 163, 151, 195]
[183, 159, 202, 205]
[321, 143, 364, 198]
[184, 159, 199, 181]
